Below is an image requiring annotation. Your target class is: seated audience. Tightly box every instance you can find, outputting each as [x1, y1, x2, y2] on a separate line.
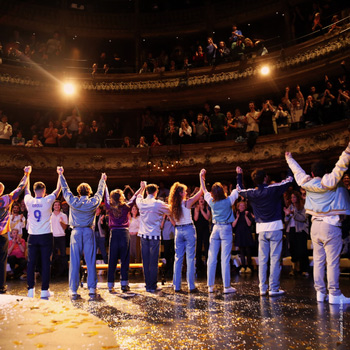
[136, 136, 149, 148]
[25, 135, 43, 147]
[12, 130, 25, 146]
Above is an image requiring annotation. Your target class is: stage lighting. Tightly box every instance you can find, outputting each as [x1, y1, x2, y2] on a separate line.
[63, 82, 76, 96]
[260, 65, 270, 76]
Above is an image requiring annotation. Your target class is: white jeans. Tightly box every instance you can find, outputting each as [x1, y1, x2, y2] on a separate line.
[311, 220, 342, 296]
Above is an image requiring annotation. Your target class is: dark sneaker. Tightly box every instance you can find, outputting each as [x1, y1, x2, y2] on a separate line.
[89, 293, 102, 301]
[121, 285, 130, 292]
[71, 293, 82, 301]
[0, 285, 7, 294]
[189, 288, 199, 294]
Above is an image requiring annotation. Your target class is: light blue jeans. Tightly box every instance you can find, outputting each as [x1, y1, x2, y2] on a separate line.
[258, 230, 283, 293]
[69, 227, 97, 294]
[173, 224, 196, 290]
[207, 224, 233, 288]
[311, 220, 342, 296]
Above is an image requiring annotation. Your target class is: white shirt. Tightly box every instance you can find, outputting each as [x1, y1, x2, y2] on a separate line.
[129, 216, 140, 234]
[24, 193, 56, 234]
[136, 194, 170, 238]
[10, 214, 26, 233]
[175, 202, 193, 225]
[256, 220, 283, 234]
[51, 211, 68, 237]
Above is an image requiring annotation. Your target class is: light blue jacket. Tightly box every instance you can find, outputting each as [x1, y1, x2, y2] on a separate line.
[286, 147, 350, 216]
[60, 174, 106, 228]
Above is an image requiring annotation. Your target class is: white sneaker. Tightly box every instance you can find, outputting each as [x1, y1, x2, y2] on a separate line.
[245, 267, 252, 274]
[27, 288, 35, 298]
[208, 286, 214, 293]
[316, 291, 328, 302]
[260, 290, 268, 296]
[41, 290, 54, 299]
[269, 289, 285, 296]
[223, 286, 236, 294]
[329, 294, 350, 304]
[239, 267, 245, 274]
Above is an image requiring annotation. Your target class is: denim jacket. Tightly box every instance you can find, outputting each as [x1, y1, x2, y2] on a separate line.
[60, 175, 106, 228]
[286, 147, 350, 217]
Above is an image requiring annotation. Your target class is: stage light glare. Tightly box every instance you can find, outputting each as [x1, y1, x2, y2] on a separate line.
[63, 82, 76, 96]
[260, 65, 270, 76]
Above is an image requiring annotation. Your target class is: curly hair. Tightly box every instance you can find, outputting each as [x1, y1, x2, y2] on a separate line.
[110, 189, 127, 218]
[169, 182, 187, 222]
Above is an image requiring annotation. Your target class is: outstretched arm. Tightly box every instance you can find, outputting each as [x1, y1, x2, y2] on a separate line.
[285, 152, 311, 187]
[320, 143, 350, 190]
[12, 166, 31, 200]
[185, 187, 203, 208]
[52, 167, 62, 198]
[199, 169, 208, 194]
[127, 185, 143, 206]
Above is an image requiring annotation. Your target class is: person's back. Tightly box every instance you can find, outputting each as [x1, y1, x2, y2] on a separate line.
[239, 177, 293, 224]
[285, 145, 350, 304]
[238, 168, 292, 296]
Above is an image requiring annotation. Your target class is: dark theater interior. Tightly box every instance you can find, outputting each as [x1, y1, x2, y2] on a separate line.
[0, 1, 350, 349]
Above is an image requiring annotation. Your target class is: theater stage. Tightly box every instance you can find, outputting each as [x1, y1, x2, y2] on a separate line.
[1, 271, 350, 349]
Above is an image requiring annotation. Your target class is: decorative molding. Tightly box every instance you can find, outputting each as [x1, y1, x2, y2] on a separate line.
[0, 121, 348, 187]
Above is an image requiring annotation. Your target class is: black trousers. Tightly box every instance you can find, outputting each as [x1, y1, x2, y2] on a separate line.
[0, 234, 9, 289]
[27, 233, 53, 290]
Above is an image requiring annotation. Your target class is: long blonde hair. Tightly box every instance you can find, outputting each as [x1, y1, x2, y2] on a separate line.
[169, 182, 187, 221]
[110, 189, 127, 218]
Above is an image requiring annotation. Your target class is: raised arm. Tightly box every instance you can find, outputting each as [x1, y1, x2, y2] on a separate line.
[185, 187, 203, 208]
[58, 168, 76, 205]
[320, 143, 350, 190]
[199, 169, 208, 194]
[52, 167, 62, 198]
[285, 152, 311, 187]
[10, 166, 31, 202]
[127, 184, 143, 206]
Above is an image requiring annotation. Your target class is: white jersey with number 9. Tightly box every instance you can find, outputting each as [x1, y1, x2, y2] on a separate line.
[24, 193, 56, 235]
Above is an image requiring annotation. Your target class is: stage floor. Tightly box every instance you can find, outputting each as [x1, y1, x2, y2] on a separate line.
[1, 270, 350, 349]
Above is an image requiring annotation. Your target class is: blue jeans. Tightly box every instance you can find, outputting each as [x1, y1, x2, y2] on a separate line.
[207, 224, 232, 288]
[27, 233, 53, 290]
[69, 227, 97, 294]
[0, 234, 9, 290]
[141, 237, 160, 291]
[95, 233, 108, 264]
[108, 228, 130, 288]
[173, 224, 196, 290]
[258, 230, 283, 293]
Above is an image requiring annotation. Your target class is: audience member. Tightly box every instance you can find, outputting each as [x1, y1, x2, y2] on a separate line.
[232, 201, 254, 274]
[179, 118, 192, 144]
[210, 105, 226, 142]
[25, 135, 43, 147]
[0, 115, 12, 145]
[7, 229, 27, 280]
[129, 205, 141, 263]
[136, 136, 149, 148]
[58, 121, 72, 147]
[192, 113, 209, 143]
[43, 121, 58, 147]
[121, 136, 134, 148]
[75, 122, 89, 148]
[11, 130, 25, 146]
[51, 200, 68, 276]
